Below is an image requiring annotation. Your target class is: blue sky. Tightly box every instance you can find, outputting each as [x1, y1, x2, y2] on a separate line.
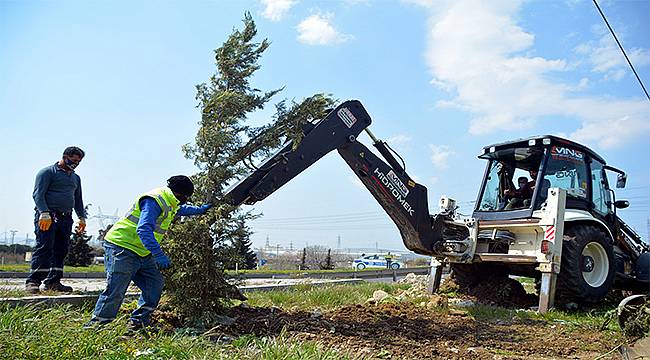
[1, 0, 648, 251]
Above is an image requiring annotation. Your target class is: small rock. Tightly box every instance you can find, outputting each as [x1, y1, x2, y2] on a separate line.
[214, 315, 236, 326]
[449, 347, 460, 354]
[359, 347, 373, 355]
[311, 308, 322, 318]
[373, 290, 390, 302]
[428, 294, 448, 309]
[239, 302, 250, 309]
[454, 300, 475, 308]
[565, 302, 579, 311]
[467, 347, 477, 353]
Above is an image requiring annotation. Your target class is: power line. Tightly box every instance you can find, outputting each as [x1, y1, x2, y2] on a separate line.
[592, 0, 650, 101]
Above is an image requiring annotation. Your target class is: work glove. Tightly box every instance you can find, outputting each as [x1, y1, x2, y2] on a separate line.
[38, 212, 52, 231]
[75, 218, 87, 234]
[152, 252, 171, 270]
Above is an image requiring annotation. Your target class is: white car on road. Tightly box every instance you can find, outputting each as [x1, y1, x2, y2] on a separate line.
[352, 254, 403, 270]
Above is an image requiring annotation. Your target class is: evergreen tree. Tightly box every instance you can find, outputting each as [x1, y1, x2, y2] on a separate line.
[230, 218, 257, 270]
[66, 231, 93, 267]
[321, 248, 334, 270]
[300, 248, 307, 270]
[161, 13, 334, 327]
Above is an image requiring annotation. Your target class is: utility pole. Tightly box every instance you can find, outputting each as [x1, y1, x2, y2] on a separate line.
[289, 240, 293, 251]
[337, 235, 341, 249]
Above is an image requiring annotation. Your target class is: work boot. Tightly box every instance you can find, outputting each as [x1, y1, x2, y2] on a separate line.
[43, 281, 73, 293]
[25, 282, 40, 294]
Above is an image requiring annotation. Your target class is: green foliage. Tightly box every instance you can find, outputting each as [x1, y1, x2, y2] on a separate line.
[65, 231, 94, 267]
[321, 249, 334, 270]
[0, 244, 32, 254]
[162, 12, 334, 327]
[218, 217, 258, 270]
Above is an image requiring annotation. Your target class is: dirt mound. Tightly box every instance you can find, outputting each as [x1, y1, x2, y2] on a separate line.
[441, 276, 537, 309]
[467, 277, 537, 308]
[191, 301, 616, 359]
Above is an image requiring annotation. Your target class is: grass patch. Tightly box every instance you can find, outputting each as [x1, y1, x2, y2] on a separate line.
[464, 303, 621, 334]
[245, 282, 408, 310]
[0, 264, 106, 273]
[0, 288, 26, 298]
[0, 305, 349, 359]
[232, 332, 349, 359]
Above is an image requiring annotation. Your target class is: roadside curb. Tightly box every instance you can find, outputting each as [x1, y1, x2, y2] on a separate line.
[0, 267, 432, 279]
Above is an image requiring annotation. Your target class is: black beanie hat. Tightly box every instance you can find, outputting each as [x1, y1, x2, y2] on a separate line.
[167, 175, 194, 197]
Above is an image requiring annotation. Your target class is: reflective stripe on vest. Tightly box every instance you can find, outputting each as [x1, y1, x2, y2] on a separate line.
[124, 193, 173, 235]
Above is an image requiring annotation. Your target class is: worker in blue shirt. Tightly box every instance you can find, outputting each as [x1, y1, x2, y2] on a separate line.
[26, 146, 87, 294]
[85, 175, 211, 331]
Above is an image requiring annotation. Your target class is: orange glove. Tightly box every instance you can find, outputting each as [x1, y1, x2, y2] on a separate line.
[38, 212, 52, 231]
[76, 218, 87, 234]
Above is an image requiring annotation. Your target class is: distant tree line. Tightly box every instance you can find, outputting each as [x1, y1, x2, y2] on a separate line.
[0, 244, 33, 254]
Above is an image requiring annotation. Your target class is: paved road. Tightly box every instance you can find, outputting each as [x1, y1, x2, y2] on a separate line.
[1, 277, 398, 293]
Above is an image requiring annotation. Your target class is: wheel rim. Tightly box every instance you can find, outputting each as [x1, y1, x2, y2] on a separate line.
[581, 241, 609, 288]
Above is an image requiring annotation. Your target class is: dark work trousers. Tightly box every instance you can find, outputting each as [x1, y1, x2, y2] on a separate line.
[26, 211, 73, 285]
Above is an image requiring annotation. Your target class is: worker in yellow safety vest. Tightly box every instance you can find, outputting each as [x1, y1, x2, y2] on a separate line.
[84, 175, 211, 331]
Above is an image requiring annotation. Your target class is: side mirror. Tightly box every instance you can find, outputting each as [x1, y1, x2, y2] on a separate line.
[616, 173, 627, 188]
[614, 200, 629, 209]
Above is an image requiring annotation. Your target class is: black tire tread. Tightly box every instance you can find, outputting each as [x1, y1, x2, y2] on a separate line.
[556, 224, 615, 305]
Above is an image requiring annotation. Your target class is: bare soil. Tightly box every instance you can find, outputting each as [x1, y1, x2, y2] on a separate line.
[196, 302, 619, 359]
[440, 276, 539, 309]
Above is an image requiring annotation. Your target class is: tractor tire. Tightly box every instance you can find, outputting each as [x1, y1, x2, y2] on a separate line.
[556, 225, 615, 305]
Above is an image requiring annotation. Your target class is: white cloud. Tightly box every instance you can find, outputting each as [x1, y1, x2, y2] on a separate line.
[260, 0, 297, 22]
[411, 0, 650, 148]
[386, 134, 412, 152]
[296, 14, 352, 45]
[575, 33, 650, 80]
[387, 134, 411, 145]
[429, 144, 455, 169]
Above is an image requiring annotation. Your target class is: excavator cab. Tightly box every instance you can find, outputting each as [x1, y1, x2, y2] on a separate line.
[474, 136, 623, 224]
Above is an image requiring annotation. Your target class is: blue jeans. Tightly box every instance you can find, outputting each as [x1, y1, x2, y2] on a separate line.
[89, 243, 163, 326]
[27, 211, 73, 285]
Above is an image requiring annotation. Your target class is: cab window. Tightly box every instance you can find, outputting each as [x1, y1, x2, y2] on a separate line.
[539, 146, 588, 205]
[590, 160, 611, 215]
